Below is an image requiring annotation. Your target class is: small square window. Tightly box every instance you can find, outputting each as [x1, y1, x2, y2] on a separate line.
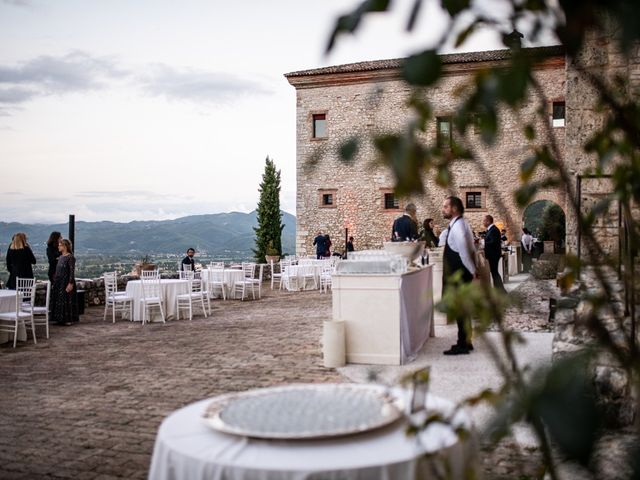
[552, 101, 565, 127]
[384, 192, 400, 210]
[466, 192, 482, 209]
[322, 193, 333, 206]
[437, 117, 452, 149]
[312, 113, 327, 138]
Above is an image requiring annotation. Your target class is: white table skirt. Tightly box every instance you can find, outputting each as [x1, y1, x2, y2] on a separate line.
[508, 253, 518, 276]
[200, 269, 244, 297]
[125, 279, 189, 321]
[0, 290, 27, 343]
[148, 390, 478, 480]
[283, 265, 321, 291]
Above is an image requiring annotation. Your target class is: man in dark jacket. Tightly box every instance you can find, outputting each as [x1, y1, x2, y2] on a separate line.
[391, 203, 419, 241]
[313, 231, 326, 259]
[483, 215, 506, 293]
[181, 248, 196, 271]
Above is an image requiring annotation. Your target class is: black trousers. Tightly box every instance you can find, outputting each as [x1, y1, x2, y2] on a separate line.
[488, 255, 506, 292]
[443, 246, 473, 347]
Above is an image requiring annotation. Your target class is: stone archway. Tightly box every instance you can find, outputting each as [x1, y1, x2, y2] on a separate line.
[523, 200, 566, 253]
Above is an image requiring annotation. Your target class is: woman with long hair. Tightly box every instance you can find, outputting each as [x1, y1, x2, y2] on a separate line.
[5, 232, 37, 289]
[52, 238, 78, 326]
[46, 231, 62, 283]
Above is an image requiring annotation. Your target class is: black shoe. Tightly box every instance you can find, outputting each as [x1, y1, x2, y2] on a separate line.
[450, 343, 474, 351]
[443, 345, 470, 355]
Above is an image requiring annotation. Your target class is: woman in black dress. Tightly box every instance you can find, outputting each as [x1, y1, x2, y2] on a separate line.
[53, 238, 78, 326]
[5, 232, 37, 289]
[46, 231, 62, 283]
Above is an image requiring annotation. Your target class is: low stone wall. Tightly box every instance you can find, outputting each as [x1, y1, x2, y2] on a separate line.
[34, 273, 182, 307]
[552, 266, 639, 477]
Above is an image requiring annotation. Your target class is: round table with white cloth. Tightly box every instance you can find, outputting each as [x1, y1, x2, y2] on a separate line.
[200, 269, 244, 297]
[0, 290, 27, 343]
[125, 279, 189, 321]
[283, 265, 322, 291]
[148, 388, 478, 480]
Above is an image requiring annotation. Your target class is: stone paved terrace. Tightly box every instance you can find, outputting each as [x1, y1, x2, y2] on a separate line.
[0, 284, 546, 479]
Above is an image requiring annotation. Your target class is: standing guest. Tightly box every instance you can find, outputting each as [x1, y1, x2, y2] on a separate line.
[483, 215, 507, 293]
[441, 196, 477, 355]
[421, 218, 439, 248]
[53, 238, 78, 326]
[46, 231, 62, 283]
[391, 203, 419, 241]
[521, 228, 534, 272]
[324, 234, 332, 258]
[5, 232, 36, 289]
[313, 231, 326, 260]
[500, 229, 508, 245]
[346, 236, 355, 252]
[181, 248, 196, 271]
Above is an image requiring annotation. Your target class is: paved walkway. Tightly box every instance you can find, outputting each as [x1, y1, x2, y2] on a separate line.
[0, 288, 340, 479]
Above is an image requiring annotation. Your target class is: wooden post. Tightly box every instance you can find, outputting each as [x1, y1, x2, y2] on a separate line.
[69, 214, 75, 251]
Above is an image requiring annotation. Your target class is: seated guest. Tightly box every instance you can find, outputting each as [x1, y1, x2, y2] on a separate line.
[181, 248, 196, 271]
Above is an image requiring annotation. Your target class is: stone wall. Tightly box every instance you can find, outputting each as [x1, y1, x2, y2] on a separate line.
[287, 51, 567, 256]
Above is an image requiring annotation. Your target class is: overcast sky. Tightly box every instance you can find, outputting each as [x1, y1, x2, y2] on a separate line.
[0, 0, 555, 224]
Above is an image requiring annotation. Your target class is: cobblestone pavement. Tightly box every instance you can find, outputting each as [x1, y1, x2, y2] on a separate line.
[0, 283, 547, 479]
[0, 287, 341, 479]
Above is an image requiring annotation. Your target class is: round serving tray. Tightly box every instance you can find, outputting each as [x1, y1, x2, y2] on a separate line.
[202, 383, 404, 440]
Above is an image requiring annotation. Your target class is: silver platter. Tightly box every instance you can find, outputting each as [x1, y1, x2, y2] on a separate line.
[202, 384, 403, 440]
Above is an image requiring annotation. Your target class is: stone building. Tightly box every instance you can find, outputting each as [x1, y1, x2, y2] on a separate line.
[285, 46, 569, 256]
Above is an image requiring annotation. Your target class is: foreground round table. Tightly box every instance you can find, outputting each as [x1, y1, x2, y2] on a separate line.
[148, 388, 477, 480]
[125, 279, 189, 321]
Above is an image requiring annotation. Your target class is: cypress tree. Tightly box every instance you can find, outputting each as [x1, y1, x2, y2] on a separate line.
[253, 157, 284, 263]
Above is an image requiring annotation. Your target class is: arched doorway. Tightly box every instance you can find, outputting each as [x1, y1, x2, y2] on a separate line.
[523, 200, 566, 253]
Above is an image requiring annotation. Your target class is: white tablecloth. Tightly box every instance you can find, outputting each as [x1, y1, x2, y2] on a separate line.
[0, 290, 27, 343]
[508, 253, 518, 276]
[283, 265, 321, 291]
[125, 279, 189, 321]
[149, 390, 477, 480]
[200, 269, 244, 297]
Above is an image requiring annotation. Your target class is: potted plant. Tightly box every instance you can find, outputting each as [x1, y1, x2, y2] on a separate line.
[134, 255, 157, 276]
[265, 241, 280, 264]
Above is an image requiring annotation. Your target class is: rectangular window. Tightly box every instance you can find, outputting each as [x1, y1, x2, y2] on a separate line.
[466, 192, 482, 209]
[312, 113, 327, 138]
[384, 192, 400, 210]
[437, 117, 452, 148]
[318, 189, 337, 208]
[552, 101, 565, 127]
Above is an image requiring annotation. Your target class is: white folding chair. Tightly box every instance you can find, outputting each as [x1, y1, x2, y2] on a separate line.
[233, 263, 256, 300]
[179, 269, 194, 280]
[248, 264, 264, 299]
[320, 266, 333, 293]
[207, 268, 227, 300]
[103, 274, 133, 323]
[0, 289, 36, 348]
[141, 269, 160, 280]
[176, 275, 209, 320]
[140, 277, 165, 325]
[23, 280, 51, 339]
[270, 260, 283, 290]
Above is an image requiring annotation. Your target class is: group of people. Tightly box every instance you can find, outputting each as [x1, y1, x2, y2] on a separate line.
[391, 198, 521, 355]
[5, 231, 78, 326]
[312, 232, 334, 259]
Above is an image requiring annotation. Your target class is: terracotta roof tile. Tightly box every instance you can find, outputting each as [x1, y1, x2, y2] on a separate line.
[284, 45, 565, 78]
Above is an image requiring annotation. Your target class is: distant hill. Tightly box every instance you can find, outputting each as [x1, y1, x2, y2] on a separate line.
[0, 211, 296, 256]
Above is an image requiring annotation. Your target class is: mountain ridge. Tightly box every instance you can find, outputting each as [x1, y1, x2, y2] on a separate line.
[0, 210, 296, 256]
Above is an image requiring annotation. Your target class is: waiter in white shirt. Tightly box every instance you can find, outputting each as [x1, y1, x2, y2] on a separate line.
[442, 196, 477, 355]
